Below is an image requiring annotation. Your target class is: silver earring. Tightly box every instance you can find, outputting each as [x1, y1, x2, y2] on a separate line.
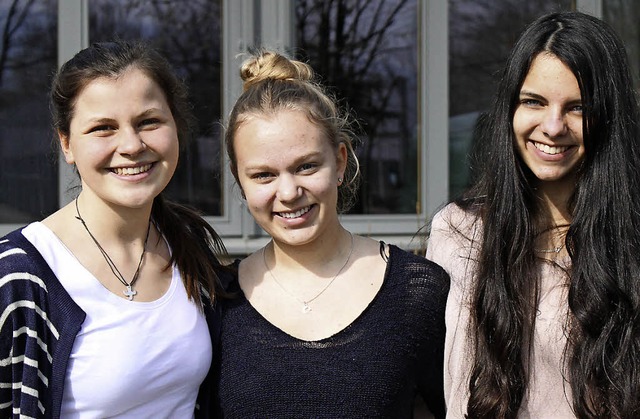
[338, 177, 343, 185]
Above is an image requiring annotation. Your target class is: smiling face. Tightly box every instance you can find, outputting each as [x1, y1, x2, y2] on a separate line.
[513, 53, 585, 188]
[234, 109, 347, 247]
[60, 67, 179, 210]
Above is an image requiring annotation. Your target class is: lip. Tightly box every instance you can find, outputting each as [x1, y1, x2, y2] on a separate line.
[109, 162, 155, 178]
[528, 140, 576, 161]
[274, 204, 315, 225]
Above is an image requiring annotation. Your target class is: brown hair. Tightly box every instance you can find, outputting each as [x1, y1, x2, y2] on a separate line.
[50, 40, 228, 305]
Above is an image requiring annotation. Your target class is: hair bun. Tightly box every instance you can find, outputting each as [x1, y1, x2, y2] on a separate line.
[240, 50, 313, 91]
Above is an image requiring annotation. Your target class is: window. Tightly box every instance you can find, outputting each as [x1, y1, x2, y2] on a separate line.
[294, 0, 419, 215]
[0, 0, 58, 224]
[604, 1, 640, 91]
[448, 0, 574, 198]
[0, 0, 607, 250]
[89, 0, 223, 215]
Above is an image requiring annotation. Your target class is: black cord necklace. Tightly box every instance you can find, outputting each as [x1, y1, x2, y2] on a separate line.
[74, 198, 150, 301]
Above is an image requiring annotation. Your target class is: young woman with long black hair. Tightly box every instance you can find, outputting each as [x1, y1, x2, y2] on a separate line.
[427, 11, 640, 418]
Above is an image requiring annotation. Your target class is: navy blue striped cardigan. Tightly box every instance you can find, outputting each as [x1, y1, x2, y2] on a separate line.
[0, 228, 220, 418]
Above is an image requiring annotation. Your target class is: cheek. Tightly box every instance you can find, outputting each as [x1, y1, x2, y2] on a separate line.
[242, 184, 274, 210]
[512, 110, 530, 140]
[570, 121, 584, 146]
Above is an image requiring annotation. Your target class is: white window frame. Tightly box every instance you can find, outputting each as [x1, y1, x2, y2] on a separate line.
[0, 0, 601, 252]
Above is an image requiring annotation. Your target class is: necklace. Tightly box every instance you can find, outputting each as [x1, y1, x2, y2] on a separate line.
[263, 233, 354, 313]
[74, 198, 150, 301]
[534, 244, 565, 254]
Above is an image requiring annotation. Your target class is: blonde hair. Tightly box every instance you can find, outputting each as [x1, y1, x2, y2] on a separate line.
[226, 49, 360, 212]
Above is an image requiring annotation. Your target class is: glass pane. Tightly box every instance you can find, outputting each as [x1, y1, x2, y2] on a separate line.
[0, 0, 58, 223]
[294, 0, 418, 214]
[449, 0, 573, 198]
[603, 2, 640, 92]
[89, 0, 223, 216]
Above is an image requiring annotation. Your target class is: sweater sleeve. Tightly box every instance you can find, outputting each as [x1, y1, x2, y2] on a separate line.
[0, 233, 56, 418]
[425, 204, 481, 419]
[415, 259, 450, 419]
[0, 230, 85, 419]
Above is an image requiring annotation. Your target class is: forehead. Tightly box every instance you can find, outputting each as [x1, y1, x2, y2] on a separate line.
[72, 69, 168, 115]
[234, 110, 331, 161]
[521, 53, 579, 93]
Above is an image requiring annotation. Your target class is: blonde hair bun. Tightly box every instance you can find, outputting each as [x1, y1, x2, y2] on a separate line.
[240, 50, 313, 91]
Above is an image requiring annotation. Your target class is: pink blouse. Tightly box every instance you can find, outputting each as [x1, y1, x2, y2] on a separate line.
[426, 203, 575, 418]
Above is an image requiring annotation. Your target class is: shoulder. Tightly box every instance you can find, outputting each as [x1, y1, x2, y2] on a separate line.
[427, 203, 481, 260]
[430, 203, 479, 234]
[0, 226, 82, 318]
[0, 227, 51, 276]
[389, 245, 448, 278]
[387, 245, 450, 298]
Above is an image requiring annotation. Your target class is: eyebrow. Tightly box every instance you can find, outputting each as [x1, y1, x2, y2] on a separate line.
[242, 151, 324, 171]
[519, 90, 543, 99]
[519, 90, 582, 104]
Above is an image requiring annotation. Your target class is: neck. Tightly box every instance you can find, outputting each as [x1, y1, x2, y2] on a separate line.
[269, 225, 352, 275]
[75, 192, 153, 243]
[536, 178, 574, 226]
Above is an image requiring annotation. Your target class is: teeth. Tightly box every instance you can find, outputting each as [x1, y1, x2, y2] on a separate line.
[279, 206, 311, 219]
[113, 164, 152, 176]
[533, 142, 568, 155]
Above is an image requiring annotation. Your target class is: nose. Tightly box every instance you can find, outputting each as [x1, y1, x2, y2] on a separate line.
[117, 128, 146, 155]
[541, 107, 568, 138]
[276, 174, 302, 202]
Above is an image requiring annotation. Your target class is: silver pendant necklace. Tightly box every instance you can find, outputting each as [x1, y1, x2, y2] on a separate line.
[263, 233, 354, 313]
[75, 198, 150, 301]
[534, 244, 565, 254]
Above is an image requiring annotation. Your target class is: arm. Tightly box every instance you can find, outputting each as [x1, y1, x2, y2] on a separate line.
[425, 205, 480, 419]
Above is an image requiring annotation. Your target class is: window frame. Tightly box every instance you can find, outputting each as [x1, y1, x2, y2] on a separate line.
[0, 0, 602, 253]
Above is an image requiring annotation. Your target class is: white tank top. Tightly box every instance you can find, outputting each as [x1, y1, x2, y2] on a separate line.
[23, 222, 212, 419]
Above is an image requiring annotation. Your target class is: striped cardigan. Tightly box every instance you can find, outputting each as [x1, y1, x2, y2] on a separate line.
[0, 227, 223, 419]
[0, 228, 85, 418]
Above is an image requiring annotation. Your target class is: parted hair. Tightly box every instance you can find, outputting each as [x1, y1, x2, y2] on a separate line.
[456, 11, 640, 418]
[50, 40, 228, 305]
[225, 49, 360, 213]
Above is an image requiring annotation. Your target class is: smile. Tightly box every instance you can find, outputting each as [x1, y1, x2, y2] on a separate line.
[112, 164, 152, 176]
[533, 142, 569, 155]
[278, 206, 311, 219]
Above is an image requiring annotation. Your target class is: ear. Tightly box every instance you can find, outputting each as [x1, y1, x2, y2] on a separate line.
[58, 131, 75, 164]
[336, 142, 348, 181]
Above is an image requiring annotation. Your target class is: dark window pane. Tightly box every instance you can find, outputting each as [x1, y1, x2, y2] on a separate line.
[0, 0, 58, 223]
[604, 2, 640, 91]
[295, 0, 418, 214]
[89, 0, 223, 215]
[448, 0, 573, 198]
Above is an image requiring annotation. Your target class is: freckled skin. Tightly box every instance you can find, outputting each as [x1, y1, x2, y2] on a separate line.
[234, 110, 347, 249]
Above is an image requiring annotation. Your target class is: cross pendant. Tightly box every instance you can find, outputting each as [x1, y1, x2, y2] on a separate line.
[123, 285, 137, 301]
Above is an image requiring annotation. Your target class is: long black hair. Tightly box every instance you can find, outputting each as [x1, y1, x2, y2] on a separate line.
[50, 40, 228, 305]
[458, 11, 640, 418]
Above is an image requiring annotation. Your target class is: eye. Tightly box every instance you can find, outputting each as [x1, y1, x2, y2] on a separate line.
[520, 98, 542, 107]
[569, 104, 583, 114]
[298, 162, 317, 173]
[139, 118, 161, 129]
[89, 124, 115, 134]
[251, 172, 274, 181]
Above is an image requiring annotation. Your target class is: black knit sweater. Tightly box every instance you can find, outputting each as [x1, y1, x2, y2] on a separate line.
[217, 244, 450, 418]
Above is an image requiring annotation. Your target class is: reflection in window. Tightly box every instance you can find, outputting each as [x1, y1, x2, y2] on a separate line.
[0, 0, 58, 223]
[448, 0, 573, 198]
[295, 0, 418, 214]
[89, 0, 223, 215]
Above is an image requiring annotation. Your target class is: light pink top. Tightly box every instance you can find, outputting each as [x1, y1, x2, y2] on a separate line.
[426, 203, 575, 418]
